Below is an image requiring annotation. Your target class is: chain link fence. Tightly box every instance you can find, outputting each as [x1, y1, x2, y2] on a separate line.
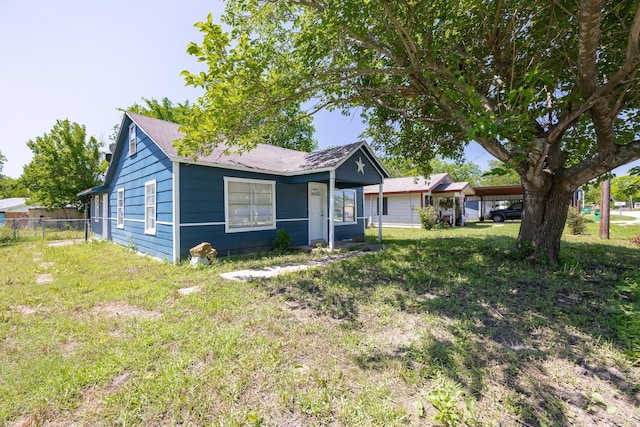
[0, 218, 89, 243]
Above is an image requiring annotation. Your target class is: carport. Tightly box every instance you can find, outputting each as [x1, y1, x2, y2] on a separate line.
[467, 185, 523, 221]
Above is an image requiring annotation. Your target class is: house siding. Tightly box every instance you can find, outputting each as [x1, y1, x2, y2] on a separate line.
[91, 193, 105, 237]
[365, 193, 424, 228]
[178, 164, 311, 258]
[108, 122, 174, 261]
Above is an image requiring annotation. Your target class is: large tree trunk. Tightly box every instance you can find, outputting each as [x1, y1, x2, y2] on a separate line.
[518, 177, 574, 264]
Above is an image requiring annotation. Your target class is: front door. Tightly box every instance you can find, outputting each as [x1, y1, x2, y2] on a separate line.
[102, 193, 109, 240]
[308, 182, 326, 243]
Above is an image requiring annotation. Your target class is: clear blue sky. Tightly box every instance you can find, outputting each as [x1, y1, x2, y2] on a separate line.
[0, 1, 634, 179]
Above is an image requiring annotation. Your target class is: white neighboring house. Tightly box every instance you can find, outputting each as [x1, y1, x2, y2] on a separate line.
[364, 174, 475, 228]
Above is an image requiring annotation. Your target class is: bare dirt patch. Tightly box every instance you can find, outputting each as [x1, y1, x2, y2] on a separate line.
[92, 302, 161, 319]
[36, 274, 53, 284]
[10, 305, 46, 316]
[47, 239, 83, 247]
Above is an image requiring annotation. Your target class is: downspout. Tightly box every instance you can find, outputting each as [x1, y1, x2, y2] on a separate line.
[329, 170, 335, 250]
[378, 182, 383, 243]
[172, 161, 181, 264]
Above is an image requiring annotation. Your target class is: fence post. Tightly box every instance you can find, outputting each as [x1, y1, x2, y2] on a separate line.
[42, 218, 45, 239]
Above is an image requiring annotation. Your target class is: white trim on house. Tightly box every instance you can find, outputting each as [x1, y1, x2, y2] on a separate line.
[128, 123, 137, 156]
[180, 221, 226, 227]
[224, 177, 276, 233]
[117, 188, 125, 229]
[144, 180, 157, 235]
[94, 197, 99, 223]
[172, 161, 180, 264]
[333, 188, 357, 225]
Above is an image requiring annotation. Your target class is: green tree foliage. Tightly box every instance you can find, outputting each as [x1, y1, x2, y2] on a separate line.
[124, 97, 316, 152]
[21, 120, 103, 210]
[480, 160, 522, 186]
[0, 150, 5, 176]
[182, 2, 640, 263]
[611, 175, 640, 207]
[126, 97, 195, 125]
[430, 158, 482, 185]
[381, 156, 481, 184]
[0, 177, 29, 199]
[0, 151, 28, 198]
[582, 181, 602, 205]
[266, 103, 317, 152]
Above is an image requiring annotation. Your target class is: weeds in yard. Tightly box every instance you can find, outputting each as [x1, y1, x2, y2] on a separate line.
[1, 221, 640, 425]
[424, 371, 474, 427]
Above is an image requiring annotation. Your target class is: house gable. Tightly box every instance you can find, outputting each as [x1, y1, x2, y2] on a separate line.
[105, 115, 174, 260]
[335, 146, 386, 186]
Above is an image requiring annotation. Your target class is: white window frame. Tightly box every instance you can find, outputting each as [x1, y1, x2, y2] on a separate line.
[94, 196, 100, 223]
[144, 180, 156, 235]
[117, 188, 125, 229]
[128, 123, 137, 156]
[334, 189, 357, 224]
[224, 177, 276, 233]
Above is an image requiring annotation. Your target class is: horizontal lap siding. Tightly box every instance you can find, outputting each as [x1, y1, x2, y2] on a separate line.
[109, 124, 174, 261]
[91, 194, 104, 236]
[178, 164, 310, 258]
[369, 194, 422, 228]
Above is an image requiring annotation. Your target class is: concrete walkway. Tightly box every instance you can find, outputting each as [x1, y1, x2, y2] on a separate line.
[219, 245, 383, 282]
[609, 209, 640, 224]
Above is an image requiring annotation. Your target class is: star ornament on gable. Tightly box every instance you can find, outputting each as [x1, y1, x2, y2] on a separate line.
[356, 157, 365, 174]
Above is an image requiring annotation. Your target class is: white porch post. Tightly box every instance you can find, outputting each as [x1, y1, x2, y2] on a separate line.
[451, 194, 457, 228]
[172, 161, 181, 264]
[329, 171, 335, 250]
[378, 183, 383, 243]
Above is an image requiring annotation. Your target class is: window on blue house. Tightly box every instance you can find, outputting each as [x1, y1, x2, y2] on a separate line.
[334, 189, 357, 223]
[117, 188, 124, 229]
[145, 180, 156, 235]
[225, 177, 275, 232]
[94, 196, 100, 223]
[129, 123, 136, 156]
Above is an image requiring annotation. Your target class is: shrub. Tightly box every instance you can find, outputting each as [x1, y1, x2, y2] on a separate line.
[272, 229, 292, 253]
[416, 205, 438, 230]
[566, 209, 587, 235]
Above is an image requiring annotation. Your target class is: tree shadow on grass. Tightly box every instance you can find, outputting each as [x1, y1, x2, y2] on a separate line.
[266, 234, 640, 425]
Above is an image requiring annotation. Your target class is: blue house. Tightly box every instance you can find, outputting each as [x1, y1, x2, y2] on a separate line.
[80, 112, 389, 262]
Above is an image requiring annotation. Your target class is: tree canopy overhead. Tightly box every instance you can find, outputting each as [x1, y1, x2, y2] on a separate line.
[125, 97, 317, 152]
[182, 1, 640, 263]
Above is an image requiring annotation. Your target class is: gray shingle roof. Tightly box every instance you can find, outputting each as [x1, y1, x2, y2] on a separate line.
[363, 174, 451, 194]
[127, 112, 367, 174]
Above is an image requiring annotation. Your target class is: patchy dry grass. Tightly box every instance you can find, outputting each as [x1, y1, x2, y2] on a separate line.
[1, 219, 639, 426]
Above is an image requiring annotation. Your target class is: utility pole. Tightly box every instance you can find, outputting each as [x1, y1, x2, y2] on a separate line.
[599, 177, 611, 239]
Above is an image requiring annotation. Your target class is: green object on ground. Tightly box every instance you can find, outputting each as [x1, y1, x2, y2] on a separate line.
[594, 209, 600, 220]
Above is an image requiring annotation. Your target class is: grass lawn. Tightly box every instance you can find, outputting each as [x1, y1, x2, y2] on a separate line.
[1, 220, 639, 426]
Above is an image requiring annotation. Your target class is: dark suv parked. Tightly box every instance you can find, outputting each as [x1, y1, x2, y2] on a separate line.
[488, 202, 523, 222]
